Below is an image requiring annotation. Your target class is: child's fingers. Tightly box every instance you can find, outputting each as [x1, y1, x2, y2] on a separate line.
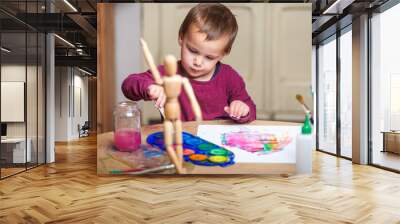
[148, 87, 156, 99]
[232, 103, 240, 118]
[159, 94, 166, 108]
[155, 94, 164, 108]
[155, 98, 161, 108]
[224, 106, 230, 114]
[149, 86, 161, 100]
[154, 86, 162, 96]
[226, 102, 249, 119]
[236, 107, 243, 118]
[240, 105, 249, 117]
[230, 105, 236, 117]
[245, 106, 250, 116]
[235, 104, 243, 118]
[153, 88, 163, 101]
[231, 102, 249, 118]
[225, 106, 238, 119]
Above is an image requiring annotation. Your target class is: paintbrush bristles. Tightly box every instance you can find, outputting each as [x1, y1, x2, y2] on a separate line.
[296, 94, 311, 112]
[296, 94, 304, 104]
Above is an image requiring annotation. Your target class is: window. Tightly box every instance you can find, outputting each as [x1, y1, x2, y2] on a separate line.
[371, 2, 400, 171]
[339, 28, 352, 158]
[0, 1, 47, 179]
[317, 36, 337, 155]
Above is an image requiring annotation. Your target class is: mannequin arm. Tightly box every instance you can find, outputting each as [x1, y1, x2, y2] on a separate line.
[140, 38, 163, 85]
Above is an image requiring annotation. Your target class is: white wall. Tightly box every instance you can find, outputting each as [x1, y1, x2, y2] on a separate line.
[72, 74, 89, 137]
[1, 63, 46, 164]
[1, 65, 33, 137]
[55, 66, 68, 141]
[55, 67, 89, 141]
[114, 4, 142, 103]
[1, 82, 25, 122]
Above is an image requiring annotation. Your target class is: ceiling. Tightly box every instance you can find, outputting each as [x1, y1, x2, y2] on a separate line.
[311, 0, 390, 43]
[0, 0, 97, 74]
[0, 0, 394, 75]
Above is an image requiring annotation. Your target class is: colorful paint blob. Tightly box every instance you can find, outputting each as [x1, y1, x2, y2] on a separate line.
[198, 143, 215, 151]
[147, 132, 235, 167]
[210, 148, 228, 156]
[183, 149, 195, 156]
[208, 155, 229, 163]
[189, 154, 208, 161]
[222, 131, 292, 155]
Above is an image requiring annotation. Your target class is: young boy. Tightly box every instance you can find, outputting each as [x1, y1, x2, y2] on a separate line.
[122, 3, 256, 123]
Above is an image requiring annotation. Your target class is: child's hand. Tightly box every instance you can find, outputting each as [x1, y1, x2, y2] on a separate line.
[147, 84, 166, 108]
[224, 100, 250, 119]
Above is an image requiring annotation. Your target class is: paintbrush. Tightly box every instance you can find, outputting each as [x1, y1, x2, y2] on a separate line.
[296, 94, 310, 113]
[295, 94, 314, 124]
[158, 106, 165, 119]
[124, 164, 175, 175]
[110, 164, 175, 175]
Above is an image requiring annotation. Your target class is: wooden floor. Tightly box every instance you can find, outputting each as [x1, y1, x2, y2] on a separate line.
[1, 167, 26, 178]
[1, 163, 45, 178]
[1, 135, 400, 223]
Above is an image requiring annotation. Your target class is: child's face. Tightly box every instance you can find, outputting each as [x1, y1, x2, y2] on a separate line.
[179, 24, 228, 81]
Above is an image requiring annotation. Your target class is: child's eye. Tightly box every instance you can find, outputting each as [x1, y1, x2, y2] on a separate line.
[206, 56, 215, 60]
[188, 48, 198, 54]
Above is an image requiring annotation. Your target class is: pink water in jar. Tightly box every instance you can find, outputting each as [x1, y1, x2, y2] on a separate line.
[114, 129, 141, 152]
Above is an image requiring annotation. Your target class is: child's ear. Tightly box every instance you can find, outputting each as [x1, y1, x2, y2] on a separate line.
[219, 52, 228, 60]
[178, 35, 183, 46]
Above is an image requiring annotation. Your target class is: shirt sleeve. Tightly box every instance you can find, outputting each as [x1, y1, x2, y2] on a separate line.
[121, 66, 163, 101]
[227, 70, 257, 124]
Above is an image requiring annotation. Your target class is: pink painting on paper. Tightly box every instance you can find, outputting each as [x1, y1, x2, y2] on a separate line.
[221, 131, 292, 155]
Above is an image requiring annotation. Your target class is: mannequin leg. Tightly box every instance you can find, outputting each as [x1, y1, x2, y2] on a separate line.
[164, 120, 183, 174]
[174, 119, 183, 167]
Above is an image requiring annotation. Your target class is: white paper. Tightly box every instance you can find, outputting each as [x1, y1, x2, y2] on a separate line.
[197, 125, 301, 164]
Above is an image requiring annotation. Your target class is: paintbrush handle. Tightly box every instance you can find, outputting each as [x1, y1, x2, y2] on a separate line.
[302, 103, 310, 111]
[158, 107, 165, 119]
[301, 105, 309, 114]
[125, 164, 175, 175]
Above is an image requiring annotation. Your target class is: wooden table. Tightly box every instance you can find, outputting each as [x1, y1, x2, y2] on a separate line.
[97, 120, 300, 175]
[381, 131, 400, 154]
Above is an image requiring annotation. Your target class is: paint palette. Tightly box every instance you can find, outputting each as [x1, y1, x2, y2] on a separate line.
[146, 132, 235, 167]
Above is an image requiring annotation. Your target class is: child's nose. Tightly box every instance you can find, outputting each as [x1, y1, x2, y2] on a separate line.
[194, 56, 202, 67]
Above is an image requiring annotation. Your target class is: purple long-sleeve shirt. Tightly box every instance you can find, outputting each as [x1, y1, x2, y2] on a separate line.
[122, 62, 256, 123]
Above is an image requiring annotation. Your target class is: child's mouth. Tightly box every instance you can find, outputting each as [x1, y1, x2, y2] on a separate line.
[190, 68, 202, 74]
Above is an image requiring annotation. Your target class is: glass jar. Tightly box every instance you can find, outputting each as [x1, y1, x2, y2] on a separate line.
[113, 101, 141, 152]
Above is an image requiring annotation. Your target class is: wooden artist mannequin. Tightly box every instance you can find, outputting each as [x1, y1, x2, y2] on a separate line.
[140, 39, 202, 174]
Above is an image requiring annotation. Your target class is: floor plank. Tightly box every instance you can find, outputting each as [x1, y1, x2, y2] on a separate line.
[1, 135, 400, 223]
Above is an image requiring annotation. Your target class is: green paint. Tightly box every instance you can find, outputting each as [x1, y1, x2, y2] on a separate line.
[210, 148, 228, 156]
[198, 143, 215, 151]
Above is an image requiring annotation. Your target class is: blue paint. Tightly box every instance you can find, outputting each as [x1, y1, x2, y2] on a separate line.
[146, 132, 235, 167]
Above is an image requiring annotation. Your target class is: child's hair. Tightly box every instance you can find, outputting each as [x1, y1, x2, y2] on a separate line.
[179, 3, 238, 54]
